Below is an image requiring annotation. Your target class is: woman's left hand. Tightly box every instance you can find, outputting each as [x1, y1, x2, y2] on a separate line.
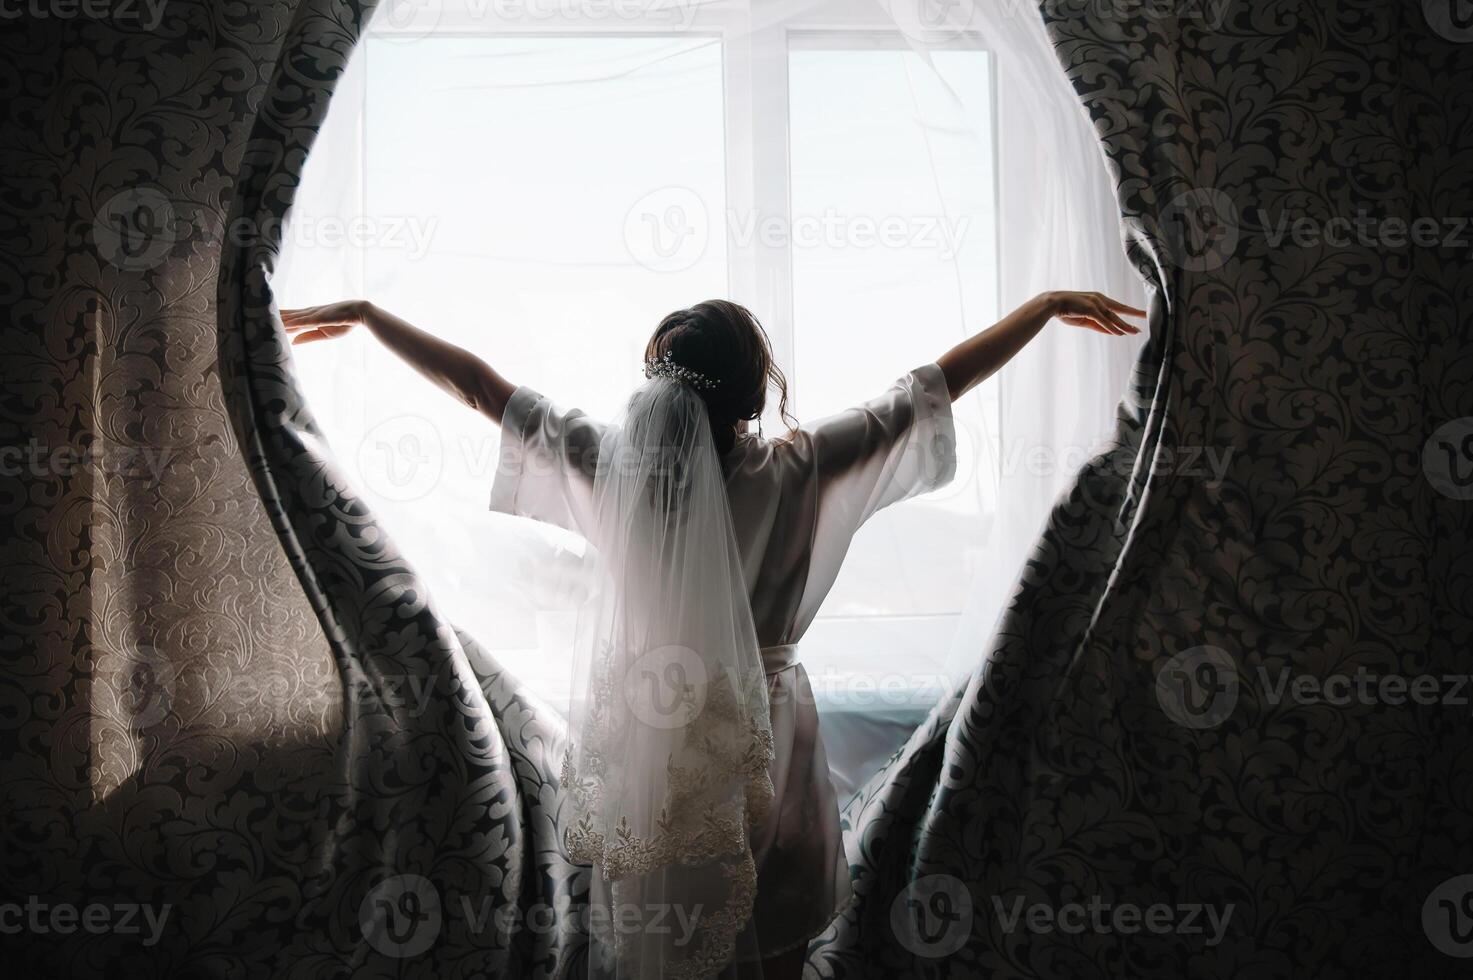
[1043, 290, 1147, 336]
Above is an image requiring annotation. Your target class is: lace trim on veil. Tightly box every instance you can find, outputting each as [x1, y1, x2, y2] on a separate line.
[561, 652, 775, 980]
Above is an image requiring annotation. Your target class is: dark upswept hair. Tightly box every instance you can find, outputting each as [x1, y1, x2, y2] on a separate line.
[644, 300, 795, 456]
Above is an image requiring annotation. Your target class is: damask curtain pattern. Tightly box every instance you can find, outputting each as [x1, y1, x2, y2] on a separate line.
[1, 4, 349, 977]
[809, 1, 1473, 977]
[218, 0, 584, 975]
[2, 2, 577, 977]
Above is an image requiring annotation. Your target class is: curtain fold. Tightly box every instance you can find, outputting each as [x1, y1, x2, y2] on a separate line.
[809, 2, 1473, 977]
[216, 2, 583, 977]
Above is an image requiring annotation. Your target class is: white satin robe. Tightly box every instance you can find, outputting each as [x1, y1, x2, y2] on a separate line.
[489, 361, 957, 958]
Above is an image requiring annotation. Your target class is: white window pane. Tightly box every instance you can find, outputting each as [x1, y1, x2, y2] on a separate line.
[788, 44, 1000, 630]
[284, 36, 727, 696]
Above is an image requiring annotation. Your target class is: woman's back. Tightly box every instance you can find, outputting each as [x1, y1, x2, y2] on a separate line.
[489, 361, 957, 648]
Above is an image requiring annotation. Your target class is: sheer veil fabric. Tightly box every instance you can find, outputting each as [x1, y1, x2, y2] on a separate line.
[564, 376, 775, 979]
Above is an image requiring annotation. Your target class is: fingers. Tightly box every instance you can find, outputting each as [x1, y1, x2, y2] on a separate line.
[1086, 293, 1143, 334]
[280, 304, 360, 337]
[1095, 292, 1148, 317]
[289, 324, 354, 344]
[1061, 314, 1116, 335]
[1096, 306, 1141, 335]
[281, 307, 336, 327]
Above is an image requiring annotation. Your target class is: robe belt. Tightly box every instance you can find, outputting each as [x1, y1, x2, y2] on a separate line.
[758, 643, 799, 676]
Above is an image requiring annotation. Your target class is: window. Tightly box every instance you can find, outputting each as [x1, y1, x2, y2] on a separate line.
[277, 4, 1003, 732]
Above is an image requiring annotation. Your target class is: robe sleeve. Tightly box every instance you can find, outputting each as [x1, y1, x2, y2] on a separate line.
[488, 384, 607, 538]
[789, 361, 958, 630]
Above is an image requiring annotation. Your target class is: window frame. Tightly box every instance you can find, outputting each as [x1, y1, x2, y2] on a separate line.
[348, 3, 1003, 671]
[361, 2, 1001, 425]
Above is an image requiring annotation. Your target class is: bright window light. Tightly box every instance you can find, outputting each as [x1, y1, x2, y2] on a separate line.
[278, 26, 1001, 718]
[787, 43, 1000, 685]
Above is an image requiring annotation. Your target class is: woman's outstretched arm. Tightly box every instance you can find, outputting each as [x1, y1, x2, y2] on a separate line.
[935, 290, 1146, 401]
[281, 301, 516, 424]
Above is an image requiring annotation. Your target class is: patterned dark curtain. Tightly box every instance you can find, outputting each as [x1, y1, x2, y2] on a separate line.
[3, 1, 576, 977]
[810, 2, 1473, 977]
[217, 1, 582, 977]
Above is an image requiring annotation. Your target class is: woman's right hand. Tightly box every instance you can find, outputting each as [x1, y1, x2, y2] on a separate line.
[282, 301, 373, 344]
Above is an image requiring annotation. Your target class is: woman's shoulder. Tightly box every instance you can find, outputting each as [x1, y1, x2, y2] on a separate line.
[724, 428, 816, 477]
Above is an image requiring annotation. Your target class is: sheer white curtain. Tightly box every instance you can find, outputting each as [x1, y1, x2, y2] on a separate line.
[272, 0, 1145, 795]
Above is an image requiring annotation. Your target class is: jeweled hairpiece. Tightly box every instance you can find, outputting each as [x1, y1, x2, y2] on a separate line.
[643, 350, 718, 390]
